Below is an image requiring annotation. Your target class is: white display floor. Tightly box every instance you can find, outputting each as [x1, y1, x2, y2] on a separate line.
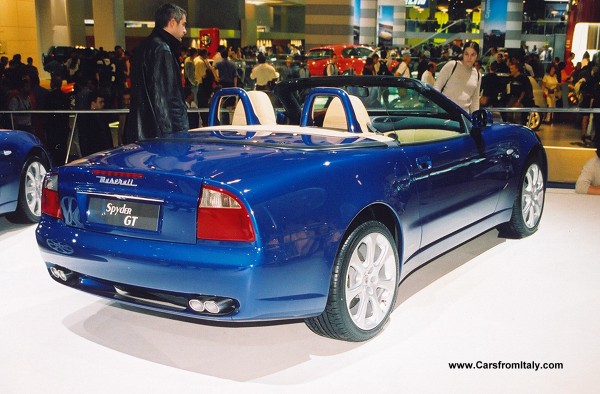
[1, 189, 599, 393]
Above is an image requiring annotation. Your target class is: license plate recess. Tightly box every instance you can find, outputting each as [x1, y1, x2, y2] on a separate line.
[87, 196, 161, 231]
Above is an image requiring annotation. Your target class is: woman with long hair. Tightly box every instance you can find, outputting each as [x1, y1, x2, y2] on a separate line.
[434, 41, 481, 113]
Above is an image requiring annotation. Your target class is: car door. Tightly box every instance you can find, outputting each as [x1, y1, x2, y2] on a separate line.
[0, 135, 21, 211]
[398, 116, 506, 248]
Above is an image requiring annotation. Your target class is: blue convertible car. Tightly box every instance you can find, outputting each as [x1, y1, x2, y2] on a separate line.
[1, 130, 51, 223]
[37, 76, 546, 341]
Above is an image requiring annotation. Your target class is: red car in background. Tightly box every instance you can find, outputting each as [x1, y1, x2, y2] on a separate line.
[306, 45, 375, 76]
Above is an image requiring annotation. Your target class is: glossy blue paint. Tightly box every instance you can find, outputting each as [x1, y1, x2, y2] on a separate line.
[0, 130, 51, 215]
[36, 76, 547, 324]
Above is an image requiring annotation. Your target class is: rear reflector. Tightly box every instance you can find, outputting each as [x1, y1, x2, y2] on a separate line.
[197, 185, 255, 242]
[92, 170, 144, 179]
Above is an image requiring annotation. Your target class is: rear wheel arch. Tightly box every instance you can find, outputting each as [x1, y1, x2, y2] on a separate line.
[532, 146, 548, 180]
[341, 203, 403, 272]
[519, 143, 547, 176]
[34, 147, 53, 169]
[306, 214, 401, 341]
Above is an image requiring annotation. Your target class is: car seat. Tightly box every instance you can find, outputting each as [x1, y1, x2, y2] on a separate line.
[323, 95, 372, 133]
[232, 90, 277, 125]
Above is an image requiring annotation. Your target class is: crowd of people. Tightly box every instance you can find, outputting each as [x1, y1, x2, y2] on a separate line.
[1, 0, 597, 196]
[0, 47, 132, 164]
[2, 20, 599, 173]
[373, 43, 599, 151]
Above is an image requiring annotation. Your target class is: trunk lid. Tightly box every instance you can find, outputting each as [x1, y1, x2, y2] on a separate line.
[58, 139, 280, 244]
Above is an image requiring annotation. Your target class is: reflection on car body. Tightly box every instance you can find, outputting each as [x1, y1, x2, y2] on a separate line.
[37, 76, 547, 342]
[0, 130, 51, 223]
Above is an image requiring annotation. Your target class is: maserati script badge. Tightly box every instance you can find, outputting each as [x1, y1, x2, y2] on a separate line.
[96, 176, 138, 187]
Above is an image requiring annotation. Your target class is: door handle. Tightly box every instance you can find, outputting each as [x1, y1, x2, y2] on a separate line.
[416, 156, 432, 170]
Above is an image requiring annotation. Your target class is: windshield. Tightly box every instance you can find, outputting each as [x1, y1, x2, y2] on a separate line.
[196, 76, 470, 147]
[288, 85, 448, 114]
[275, 77, 469, 143]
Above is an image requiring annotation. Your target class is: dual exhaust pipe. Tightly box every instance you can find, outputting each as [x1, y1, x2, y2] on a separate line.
[47, 265, 238, 316]
[49, 266, 75, 283]
[189, 296, 236, 315]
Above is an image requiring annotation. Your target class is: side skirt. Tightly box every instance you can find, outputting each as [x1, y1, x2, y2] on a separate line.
[399, 209, 512, 281]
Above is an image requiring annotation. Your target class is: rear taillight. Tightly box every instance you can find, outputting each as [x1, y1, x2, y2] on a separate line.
[41, 173, 62, 219]
[196, 185, 255, 242]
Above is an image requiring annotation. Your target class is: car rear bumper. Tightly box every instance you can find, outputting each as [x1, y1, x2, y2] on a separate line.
[36, 218, 329, 321]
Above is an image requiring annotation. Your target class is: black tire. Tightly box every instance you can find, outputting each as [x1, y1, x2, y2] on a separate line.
[7, 155, 49, 224]
[305, 221, 399, 341]
[498, 157, 545, 238]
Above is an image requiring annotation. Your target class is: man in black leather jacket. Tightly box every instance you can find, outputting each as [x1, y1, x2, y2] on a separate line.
[124, 3, 189, 143]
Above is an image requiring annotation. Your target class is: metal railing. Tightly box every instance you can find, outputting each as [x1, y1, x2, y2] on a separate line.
[488, 107, 600, 115]
[1, 106, 597, 166]
[0, 108, 207, 164]
[410, 19, 469, 51]
[522, 20, 567, 35]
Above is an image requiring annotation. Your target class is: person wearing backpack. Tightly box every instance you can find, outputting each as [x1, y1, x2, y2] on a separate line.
[434, 41, 481, 114]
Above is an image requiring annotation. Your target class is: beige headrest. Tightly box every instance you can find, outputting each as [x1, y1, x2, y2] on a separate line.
[232, 90, 276, 125]
[323, 95, 371, 132]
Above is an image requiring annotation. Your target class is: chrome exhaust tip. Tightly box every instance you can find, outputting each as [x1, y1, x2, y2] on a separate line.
[49, 266, 74, 282]
[49, 266, 60, 278]
[188, 296, 236, 315]
[204, 298, 230, 314]
[188, 298, 205, 312]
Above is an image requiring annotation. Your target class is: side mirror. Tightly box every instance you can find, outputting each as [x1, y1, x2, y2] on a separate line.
[471, 109, 493, 129]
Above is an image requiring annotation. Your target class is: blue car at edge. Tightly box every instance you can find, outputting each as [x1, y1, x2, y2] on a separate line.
[1, 130, 51, 223]
[36, 76, 547, 341]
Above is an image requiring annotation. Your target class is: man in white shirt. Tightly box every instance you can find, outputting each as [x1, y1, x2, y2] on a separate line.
[250, 53, 279, 90]
[421, 62, 436, 86]
[394, 50, 412, 78]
